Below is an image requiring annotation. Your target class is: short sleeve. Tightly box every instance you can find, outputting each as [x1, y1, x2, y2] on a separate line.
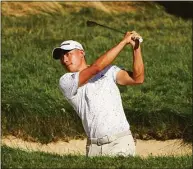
[59, 72, 79, 99]
[107, 65, 122, 83]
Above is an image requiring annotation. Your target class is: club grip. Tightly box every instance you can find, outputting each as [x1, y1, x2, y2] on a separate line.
[138, 38, 143, 43]
[132, 37, 143, 43]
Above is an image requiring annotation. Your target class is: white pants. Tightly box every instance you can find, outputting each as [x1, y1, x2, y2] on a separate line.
[86, 134, 136, 157]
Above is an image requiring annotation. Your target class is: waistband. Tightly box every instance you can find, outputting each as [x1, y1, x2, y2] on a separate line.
[87, 130, 131, 146]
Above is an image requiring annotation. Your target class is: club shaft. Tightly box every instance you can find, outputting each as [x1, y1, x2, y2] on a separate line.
[87, 21, 143, 43]
[94, 23, 125, 35]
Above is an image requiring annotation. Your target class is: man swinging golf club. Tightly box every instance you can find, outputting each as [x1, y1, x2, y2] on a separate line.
[52, 31, 144, 157]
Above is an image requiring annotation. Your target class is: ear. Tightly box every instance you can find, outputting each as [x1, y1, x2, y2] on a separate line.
[80, 50, 85, 58]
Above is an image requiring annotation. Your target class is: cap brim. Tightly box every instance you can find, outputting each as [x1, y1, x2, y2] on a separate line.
[52, 48, 70, 60]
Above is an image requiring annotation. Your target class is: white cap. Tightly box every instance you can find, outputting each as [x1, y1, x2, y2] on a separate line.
[52, 40, 84, 59]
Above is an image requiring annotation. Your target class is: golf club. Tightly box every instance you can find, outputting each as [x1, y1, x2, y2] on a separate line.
[86, 20, 143, 43]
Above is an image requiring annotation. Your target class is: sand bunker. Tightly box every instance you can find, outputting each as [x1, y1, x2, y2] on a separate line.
[2, 135, 192, 157]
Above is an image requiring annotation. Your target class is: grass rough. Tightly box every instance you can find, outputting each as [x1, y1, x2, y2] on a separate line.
[2, 146, 192, 169]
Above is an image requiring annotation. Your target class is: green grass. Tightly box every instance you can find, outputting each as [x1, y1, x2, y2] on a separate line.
[2, 146, 192, 169]
[1, 2, 192, 143]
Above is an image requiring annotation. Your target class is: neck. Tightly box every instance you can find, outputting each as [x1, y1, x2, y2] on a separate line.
[78, 63, 89, 72]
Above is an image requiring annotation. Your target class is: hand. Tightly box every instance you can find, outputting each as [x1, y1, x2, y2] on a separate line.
[123, 31, 142, 49]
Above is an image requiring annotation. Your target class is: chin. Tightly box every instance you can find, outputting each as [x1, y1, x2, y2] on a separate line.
[68, 67, 78, 72]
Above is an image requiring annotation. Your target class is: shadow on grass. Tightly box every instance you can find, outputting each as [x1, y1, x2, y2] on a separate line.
[125, 108, 192, 143]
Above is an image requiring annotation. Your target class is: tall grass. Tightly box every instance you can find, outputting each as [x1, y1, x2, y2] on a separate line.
[1, 2, 192, 143]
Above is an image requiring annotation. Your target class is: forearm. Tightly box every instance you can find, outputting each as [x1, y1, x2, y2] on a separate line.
[92, 40, 126, 71]
[132, 46, 144, 83]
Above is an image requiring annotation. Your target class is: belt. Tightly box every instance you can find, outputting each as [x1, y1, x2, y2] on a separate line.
[87, 130, 131, 146]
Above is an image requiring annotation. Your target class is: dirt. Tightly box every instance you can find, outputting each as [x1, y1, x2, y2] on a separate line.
[2, 135, 192, 157]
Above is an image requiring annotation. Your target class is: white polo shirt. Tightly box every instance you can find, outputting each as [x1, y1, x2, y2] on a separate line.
[59, 65, 130, 138]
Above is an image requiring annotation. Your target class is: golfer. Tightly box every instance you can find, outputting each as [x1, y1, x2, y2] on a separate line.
[52, 31, 144, 157]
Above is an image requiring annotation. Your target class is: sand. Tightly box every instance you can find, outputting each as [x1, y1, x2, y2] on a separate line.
[2, 135, 192, 157]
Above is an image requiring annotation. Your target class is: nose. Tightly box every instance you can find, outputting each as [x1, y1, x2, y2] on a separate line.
[63, 55, 69, 64]
[60, 54, 68, 65]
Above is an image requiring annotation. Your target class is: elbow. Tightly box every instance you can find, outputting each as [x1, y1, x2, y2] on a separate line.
[134, 71, 144, 84]
[139, 76, 145, 84]
[135, 81, 143, 85]
[133, 69, 144, 85]
[135, 77, 144, 84]
[137, 80, 144, 84]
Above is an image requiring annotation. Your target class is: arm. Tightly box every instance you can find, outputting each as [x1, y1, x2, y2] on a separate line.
[116, 32, 144, 85]
[78, 39, 127, 87]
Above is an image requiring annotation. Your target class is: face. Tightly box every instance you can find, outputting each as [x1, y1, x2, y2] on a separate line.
[60, 49, 85, 72]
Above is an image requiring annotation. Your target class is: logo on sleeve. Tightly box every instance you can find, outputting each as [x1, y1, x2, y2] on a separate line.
[100, 74, 106, 80]
[71, 74, 75, 79]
